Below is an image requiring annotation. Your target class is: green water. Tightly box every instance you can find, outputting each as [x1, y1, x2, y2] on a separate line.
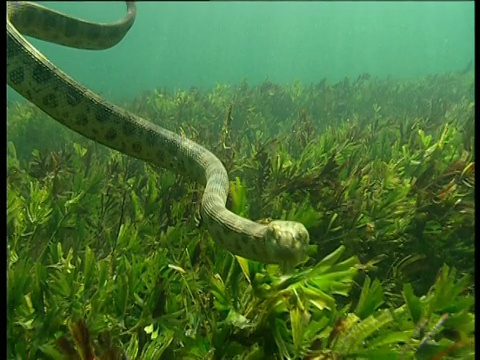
[8, 1, 474, 102]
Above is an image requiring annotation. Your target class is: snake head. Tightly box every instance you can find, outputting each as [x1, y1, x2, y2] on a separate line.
[266, 220, 310, 272]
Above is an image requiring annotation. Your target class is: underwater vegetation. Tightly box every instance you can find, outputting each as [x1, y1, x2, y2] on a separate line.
[7, 72, 474, 359]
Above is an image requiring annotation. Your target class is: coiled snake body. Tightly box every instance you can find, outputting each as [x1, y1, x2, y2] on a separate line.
[7, 1, 309, 270]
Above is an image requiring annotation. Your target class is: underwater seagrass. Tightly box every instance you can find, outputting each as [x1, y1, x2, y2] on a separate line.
[6, 1, 309, 271]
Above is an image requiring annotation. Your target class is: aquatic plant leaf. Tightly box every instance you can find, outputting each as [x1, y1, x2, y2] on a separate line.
[315, 245, 346, 270]
[140, 329, 174, 359]
[349, 347, 402, 360]
[7, 259, 31, 312]
[39, 343, 71, 360]
[403, 283, 423, 325]
[289, 298, 311, 353]
[124, 333, 139, 359]
[230, 177, 247, 217]
[439, 312, 474, 338]
[209, 274, 230, 311]
[114, 273, 129, 317]
[83, 246, 95, 291]
[287, 201, 321, 228]
[73, 143, 88, 158]
[428, 264, 472, 314]
[334, 309, 394, 354]
[366, 330, 413, 348]
[272, 318, 292, 359]
[70, 319, 95, 360]
[354, 276, 385, 319]
[236, 255, 252, 285]
[225, 309, 250, 329]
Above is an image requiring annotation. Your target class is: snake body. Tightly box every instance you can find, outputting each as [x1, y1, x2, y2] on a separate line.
[7, 1, 309, 270]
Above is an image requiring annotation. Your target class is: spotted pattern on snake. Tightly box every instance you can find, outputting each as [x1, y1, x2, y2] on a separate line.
[7, 1, 310, 271]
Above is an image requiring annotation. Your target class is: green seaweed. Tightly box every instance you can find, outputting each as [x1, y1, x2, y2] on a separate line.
[7, 72, 474, 359]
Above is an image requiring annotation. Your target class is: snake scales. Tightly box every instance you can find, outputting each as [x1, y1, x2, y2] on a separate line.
[7, 1, 309, 270]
